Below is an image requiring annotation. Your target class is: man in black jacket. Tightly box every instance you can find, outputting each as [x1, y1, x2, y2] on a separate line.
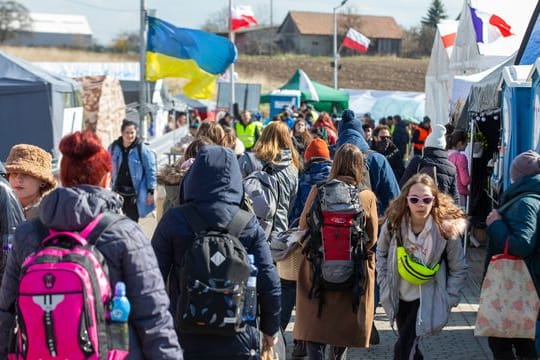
[391, 115, 410, 164]
[371, 125, 405, 181]
[0, 162, 24, 280]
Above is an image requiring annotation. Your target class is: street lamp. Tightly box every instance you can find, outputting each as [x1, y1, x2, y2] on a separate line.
[333, 0, 348, 89]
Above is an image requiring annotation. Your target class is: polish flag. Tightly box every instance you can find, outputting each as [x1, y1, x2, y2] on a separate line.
[342, 28, 370, 53]
[231, 6, 258, 31]
[470, 6, 513, 43]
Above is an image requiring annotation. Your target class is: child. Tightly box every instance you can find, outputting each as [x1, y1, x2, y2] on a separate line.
[377, 173, 468, 359]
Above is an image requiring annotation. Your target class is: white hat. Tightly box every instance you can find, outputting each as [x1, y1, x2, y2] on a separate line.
[424, 124, 447, 150]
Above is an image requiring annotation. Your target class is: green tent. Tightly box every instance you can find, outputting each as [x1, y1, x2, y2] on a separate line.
[261, 69, 349, 113]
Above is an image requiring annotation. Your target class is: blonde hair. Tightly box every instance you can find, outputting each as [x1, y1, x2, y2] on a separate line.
[385, 174, 464, 239]
[252, 121, 300, 169]
[329, 144, 364, 184]
[196, 120, 225, 145]
[222, 127, 236, 150]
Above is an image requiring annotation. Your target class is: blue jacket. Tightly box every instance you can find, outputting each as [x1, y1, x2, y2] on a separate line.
[109, 138, 157, 218]
[152, 145, 281, 359]
[487, 174, 540, 297]
[0, 186, 181, 359]
[337, 111, 400, 215]
[289, 159, 332, 223]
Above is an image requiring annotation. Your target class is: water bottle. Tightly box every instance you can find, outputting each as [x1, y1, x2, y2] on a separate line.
[109, 282, 131, 350]
[243, 255, 258, 321]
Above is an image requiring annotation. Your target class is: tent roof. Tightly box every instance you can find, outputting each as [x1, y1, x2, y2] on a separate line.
[0, 51, 80, 93]
[280, 69, 349, 103]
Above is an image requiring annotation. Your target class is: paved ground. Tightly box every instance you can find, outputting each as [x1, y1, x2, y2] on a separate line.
[140, 215, 493, 359]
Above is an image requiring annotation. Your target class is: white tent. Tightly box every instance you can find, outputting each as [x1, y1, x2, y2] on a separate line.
[425, 0, 536, 125]
[425, 20, 458, 125]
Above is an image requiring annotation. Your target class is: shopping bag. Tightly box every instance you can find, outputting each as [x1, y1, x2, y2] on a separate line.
[475, 239, 540, 339]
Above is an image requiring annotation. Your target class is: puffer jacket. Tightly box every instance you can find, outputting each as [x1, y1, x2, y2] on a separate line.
[487, 174, 540, 297]
[337, 113, 400, 215]
[0, 162, 24, 280]
[0, 185, 181, 359]
[289, 159, 332, 224]
[448, 150, 471, 196]
[152, 145, 281, 359]
[400, 147, 459, 204]
[109, 138, 157, 217]
[376, 218, 468, 337]
[266, 149, 299, 235]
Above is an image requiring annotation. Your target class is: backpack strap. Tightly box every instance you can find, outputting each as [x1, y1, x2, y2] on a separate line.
[226, 209, 252, 238]
[179, 203, 252, 237]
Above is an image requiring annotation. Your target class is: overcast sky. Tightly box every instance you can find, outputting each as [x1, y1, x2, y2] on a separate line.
[18, 0, 463, 45]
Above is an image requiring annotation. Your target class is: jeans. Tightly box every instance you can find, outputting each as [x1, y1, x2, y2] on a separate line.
[306, 342, 347, 360]
[280, 279, 296, 330]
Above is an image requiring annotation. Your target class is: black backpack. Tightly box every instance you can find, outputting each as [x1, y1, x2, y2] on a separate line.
[177, 204, 253, 336]
[305, 179, 370, 317]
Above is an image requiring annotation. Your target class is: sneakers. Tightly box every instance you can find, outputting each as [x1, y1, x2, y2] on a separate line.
[292, 340, 307, 358]
[370, 323, 380, 345]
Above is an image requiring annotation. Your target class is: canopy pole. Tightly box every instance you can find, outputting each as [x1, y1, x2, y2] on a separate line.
[229, 0, 235, 112]
[139, 0, 147, 139]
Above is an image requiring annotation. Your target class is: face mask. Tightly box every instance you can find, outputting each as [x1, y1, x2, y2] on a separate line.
[375, 138, 390, 150]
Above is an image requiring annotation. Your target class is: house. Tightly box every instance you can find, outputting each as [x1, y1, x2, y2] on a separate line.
[7, 12, 92, 48]
[276, 11, 403, 56]
[218, 25, 280, 55]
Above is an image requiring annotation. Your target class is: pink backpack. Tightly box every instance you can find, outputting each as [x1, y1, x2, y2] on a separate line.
[9, 214, 128, 360]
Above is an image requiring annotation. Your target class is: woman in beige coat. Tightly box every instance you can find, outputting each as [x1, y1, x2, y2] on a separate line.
[294, 143, 378, 359]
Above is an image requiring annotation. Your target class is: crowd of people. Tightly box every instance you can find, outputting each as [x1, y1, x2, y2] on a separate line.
[0, 105, 539, 360]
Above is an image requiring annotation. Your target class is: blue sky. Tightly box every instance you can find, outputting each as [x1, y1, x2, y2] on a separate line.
[19, 0, 463, 45]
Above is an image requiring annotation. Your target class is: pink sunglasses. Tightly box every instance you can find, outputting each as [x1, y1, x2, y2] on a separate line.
[407, 196, 434, 205]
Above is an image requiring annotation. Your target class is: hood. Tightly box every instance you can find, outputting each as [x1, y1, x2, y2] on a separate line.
[39, 185, 123, 231]
[113, 136, 142, 150]
[500, 173, 540, 205]
[440, 217, 468, 240]
[336, 109, 369, 152]
[270, 149, 293, 171]
[184, 145, 243, 207]
[423, 147, 448, 159]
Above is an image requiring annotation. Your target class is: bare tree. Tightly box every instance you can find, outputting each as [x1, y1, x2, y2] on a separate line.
[201, 5, 229, 33]
[111, 31, 140, 53]
[0, 0, 31, 43]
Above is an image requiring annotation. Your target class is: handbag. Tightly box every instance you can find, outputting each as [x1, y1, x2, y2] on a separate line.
[270, 227, 308, 281]
[474, 238, 540, 339]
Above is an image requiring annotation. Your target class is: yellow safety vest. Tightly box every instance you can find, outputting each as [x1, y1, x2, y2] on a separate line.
[235, 122, 258, 149]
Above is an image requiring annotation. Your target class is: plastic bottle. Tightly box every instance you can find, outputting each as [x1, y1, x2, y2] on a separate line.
[109, 282, 131, 350]
[243, 255, 258, 321]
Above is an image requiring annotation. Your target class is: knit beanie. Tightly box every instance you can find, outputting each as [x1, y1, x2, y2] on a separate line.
[5, 144, 56, 192]
[304, 138, 330, 162]
[424, 124, 447, 150]
[510, 150, 540, 182]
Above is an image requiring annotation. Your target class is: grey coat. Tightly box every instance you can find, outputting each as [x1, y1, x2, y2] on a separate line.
[0, 185, 182, 359]
[376, 218, 468, 337]
[266, 149, 299, 236]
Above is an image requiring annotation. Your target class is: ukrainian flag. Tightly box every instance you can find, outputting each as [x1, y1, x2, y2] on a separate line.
[146, 16, 237, 99]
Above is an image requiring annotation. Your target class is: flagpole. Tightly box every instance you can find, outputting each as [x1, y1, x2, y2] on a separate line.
[332, 0, 348, 90]
[139, 0, 147, 139]
[229, 0, 235, 112]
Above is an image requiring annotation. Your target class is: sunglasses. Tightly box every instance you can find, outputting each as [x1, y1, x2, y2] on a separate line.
[407, 196, 434, 205]
[379, 136, 391, 140]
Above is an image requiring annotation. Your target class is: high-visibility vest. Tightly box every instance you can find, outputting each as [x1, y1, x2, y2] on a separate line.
[413, 126, 431, 151]
[235, 121, 258, 149]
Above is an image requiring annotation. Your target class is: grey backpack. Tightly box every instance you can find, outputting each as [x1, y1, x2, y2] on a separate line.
[243, 165, 279, 239]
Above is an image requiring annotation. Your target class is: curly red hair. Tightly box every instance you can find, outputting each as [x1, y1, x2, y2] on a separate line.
[59, 131, 112, 187]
